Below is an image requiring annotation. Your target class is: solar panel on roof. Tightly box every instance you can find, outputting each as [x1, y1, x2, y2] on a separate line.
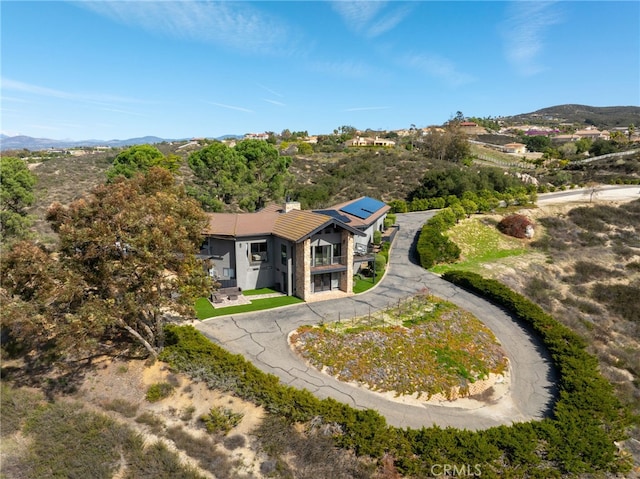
[339, 197, 386, 220]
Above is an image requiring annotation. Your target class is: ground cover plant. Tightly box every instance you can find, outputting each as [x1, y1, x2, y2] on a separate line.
[290, 294, 507, 399]
[430, 216, 530, 274]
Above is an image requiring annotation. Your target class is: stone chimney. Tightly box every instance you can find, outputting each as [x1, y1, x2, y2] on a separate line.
[284, 201, 301, 213]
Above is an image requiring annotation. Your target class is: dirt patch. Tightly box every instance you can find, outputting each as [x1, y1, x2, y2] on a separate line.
[76, 357, 267, 478]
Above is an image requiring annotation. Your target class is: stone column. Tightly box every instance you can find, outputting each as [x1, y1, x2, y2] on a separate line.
[340, 229, 354, 293]
[295, 239, 311, 300]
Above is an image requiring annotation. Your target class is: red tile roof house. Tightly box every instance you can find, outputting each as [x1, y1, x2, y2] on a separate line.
[199, 197, 390, 301]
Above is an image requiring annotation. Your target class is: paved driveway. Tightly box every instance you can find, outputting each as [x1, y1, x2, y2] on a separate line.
[195, 211, 556, 430]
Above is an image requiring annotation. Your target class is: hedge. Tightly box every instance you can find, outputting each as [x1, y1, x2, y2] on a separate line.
[159, 270, 632, 476]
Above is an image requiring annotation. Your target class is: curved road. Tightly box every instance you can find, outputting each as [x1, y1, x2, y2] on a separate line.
[195, 210, 558, 430]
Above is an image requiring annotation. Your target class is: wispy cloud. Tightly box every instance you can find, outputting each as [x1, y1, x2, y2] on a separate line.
[331, 1, 412, 38]
[344, 106, 390, 112]
[1, 77, 142, 105]
[257, 83, 284, 98]
[78, 1, 291, 55]
[208, 102, 254, 113]
[263, 99, 286, 107]
[501, 2, 562, 76]
[100, 107, 147, 117]
[401, 53, 475, 87]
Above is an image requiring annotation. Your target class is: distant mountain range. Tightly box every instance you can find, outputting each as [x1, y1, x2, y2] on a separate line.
[502, 104, 640, 129]
[0, 134, 242, 152]
[3, 104, 638, 151]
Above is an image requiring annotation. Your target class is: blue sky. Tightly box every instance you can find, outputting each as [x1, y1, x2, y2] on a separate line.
[2, 1, 639, 140]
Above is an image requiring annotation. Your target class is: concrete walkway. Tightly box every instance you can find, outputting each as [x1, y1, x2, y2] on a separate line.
[195, 211, 556, 430]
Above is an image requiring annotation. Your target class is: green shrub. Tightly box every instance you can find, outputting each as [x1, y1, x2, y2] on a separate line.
[373, 230, 382, 245]
[416, 209, 461, 269]
[200, 406, 244, 435]
[145, 382, 175, 402]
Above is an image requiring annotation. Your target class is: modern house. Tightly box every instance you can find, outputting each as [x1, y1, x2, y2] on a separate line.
[343, 136, 396, 147]
[199, 197, 389, 301]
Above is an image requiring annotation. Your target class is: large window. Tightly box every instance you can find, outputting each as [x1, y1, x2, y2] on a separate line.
[313, 272, 340, 292]
[250, 242, 268, 263]
[281, 244, 287, 266]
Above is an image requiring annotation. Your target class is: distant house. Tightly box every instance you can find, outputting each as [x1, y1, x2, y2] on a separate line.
[344, 136, 396, 147]
[502, 142, 526, 154]
[574, 128, 610, 140]
[199, 197, 389, 300]
[244, 133, 270, 141]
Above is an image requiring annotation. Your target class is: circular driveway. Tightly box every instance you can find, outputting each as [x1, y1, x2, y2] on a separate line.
[195, 211, 556, 430]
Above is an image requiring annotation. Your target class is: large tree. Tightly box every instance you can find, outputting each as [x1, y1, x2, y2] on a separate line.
[1, 168, 211, 359]
[418, 125, 470, 162]
[0, 156, 36, 243]
[188, 139, 292, 211]
[106, 144, 180, 181]
[187, 142, 248, 208]
[234, 139, 292, 210]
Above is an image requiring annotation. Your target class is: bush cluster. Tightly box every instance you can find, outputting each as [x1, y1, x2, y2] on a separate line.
[416, 208, 462, 269]
[497, 214, 534, 239]
[145, 382, 175, 402]
[442, 270, 632, 474]
[160, 295, 631, 478]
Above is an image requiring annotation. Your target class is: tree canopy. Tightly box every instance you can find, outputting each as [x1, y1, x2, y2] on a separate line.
[417, 125, 470, 162]
[187, 139, 292, 211]
[0, 156, 36, 243]
[409, 166, 527, 201]
[1, 168, 211, 360]
[106, 144, 181, 181]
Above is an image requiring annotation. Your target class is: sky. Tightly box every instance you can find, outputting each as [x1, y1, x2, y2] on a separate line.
[1, 1, 639, 141]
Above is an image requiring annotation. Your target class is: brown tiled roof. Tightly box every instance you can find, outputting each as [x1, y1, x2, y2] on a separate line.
[272, 209, 333, 242]
[203, 210, 281, 237]
[204, 201, 371, 241]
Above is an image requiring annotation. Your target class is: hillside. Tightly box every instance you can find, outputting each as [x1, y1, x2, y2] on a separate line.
[502, 104, 640, 129]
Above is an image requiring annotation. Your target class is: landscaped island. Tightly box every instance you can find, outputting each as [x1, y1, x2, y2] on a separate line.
[289, 293, 508, 400]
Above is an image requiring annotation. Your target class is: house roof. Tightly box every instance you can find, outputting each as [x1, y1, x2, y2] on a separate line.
[316, 196, 390, 229]
[204, 205, 365, 243]
[273, 209, 362, 242]
[203, 210, 281, 238]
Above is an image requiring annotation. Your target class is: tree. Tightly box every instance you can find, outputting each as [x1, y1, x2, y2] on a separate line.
[106, 144, 180, 181]
[187, 142, 248, 205]
[234, 139, 292, 210]
[524, 135, 551, 153]
[1, 168, 212, 359]
[0, 156, 36, 243]
[589, 139, 617, 156]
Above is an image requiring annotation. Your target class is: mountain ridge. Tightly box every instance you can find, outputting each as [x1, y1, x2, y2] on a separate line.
[3, 104, 638, 151]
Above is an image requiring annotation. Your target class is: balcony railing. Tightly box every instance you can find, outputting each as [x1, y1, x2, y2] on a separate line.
[311, 255, 346, 268]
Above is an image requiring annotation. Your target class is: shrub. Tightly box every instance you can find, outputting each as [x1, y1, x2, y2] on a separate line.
[416, 209, 461, 269]
[200, 406, 244, 435]
[497, 214, 534, 239]
[373, 230, 382, 245]
[102, 398, 139, 418]
[145, 382, 175, 402]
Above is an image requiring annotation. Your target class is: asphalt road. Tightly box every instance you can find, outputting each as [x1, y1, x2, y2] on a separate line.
[195, 210, 558, 430]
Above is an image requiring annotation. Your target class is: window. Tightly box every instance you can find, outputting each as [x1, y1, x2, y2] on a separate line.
[250, 242, 268, 263]
[222, 268, 235, 279]
[281, 244, 287, 266]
